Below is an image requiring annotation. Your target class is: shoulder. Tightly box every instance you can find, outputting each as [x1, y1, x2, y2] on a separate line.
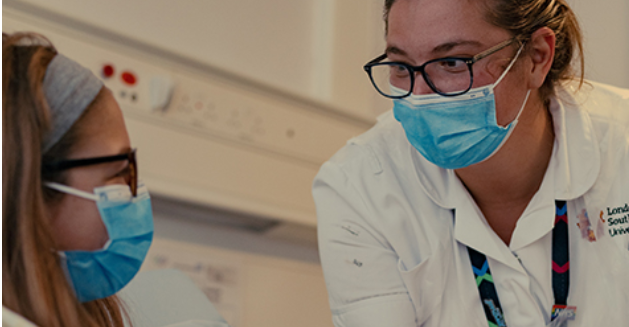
[312, 110, 426, 227]
[562, 80, 629, 132]
[313, 111, 413, 226]
[316, 111, 409, 181]
[312, 110, 453, 242]
[313, 110, 428, 215]
[557, 80, 629, 165]
[2, 307, 38, 327]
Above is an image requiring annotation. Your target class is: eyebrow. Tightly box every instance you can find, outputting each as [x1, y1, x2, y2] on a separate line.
[385, 40, 484, 58]
[385, 45, 408, 57]
[431, 40, 483, 55]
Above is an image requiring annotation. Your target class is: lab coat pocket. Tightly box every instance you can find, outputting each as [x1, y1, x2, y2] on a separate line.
[397, 242, 453, 325]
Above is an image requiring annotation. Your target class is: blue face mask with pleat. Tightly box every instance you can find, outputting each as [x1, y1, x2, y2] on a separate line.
[392, 44, 530, 170]
[45, 181, 153, 303]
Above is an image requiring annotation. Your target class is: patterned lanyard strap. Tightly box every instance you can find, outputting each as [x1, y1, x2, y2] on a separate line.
[467, 200, 571, 327]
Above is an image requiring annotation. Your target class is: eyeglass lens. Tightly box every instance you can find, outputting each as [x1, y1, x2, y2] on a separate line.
[127, 150, 138, 197]
[369, 58, 472, 97]
[43, 149, 139, 197]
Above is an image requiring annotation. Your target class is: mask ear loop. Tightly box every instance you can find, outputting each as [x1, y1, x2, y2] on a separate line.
[45, 182, 99, 201]
[511, 89, 531, 125]
[494, 41, 526, 87]
[495, 41, 530, 128]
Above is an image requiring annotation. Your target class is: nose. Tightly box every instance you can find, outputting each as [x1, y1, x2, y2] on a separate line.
[412, 72, 434, 95]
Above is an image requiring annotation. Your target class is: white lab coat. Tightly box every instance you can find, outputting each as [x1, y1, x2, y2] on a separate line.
[313, 81, 629, 327]
[2, 307, 38, 327]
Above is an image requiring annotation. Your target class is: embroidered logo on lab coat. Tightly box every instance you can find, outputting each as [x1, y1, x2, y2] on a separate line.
[605, 203, 629, 237]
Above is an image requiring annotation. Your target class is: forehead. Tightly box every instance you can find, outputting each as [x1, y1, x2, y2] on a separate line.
[387, 0, 506, 56]
[71, 89, 131, 158]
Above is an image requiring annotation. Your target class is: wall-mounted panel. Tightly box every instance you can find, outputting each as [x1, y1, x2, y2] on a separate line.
[3, 5, 371, 227]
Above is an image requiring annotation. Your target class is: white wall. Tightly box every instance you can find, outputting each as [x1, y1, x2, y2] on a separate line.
[11, 0, 323, 102]
[569, 0, 629, 88]
[361, 0, 629, 115]
[8, 0, 384, 122]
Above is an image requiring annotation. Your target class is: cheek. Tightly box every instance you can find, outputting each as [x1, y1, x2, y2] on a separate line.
[470, 61, 508, 89]
[50, 196, 109, 251]
[493, 78, 529, 126]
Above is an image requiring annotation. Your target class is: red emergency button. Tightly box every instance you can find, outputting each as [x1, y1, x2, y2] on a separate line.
[102, 64, 115, 78]
[121, 71, 137, 86]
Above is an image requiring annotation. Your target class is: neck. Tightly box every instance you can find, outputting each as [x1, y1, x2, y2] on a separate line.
[455, 96, 555, 243]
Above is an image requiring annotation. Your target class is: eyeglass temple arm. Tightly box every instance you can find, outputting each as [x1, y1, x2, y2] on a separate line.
[472, 38, 519, 63]
[365, 53, 389, 68]
[43, 152, 132, 172]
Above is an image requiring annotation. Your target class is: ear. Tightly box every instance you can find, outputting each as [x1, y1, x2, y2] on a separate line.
[526, 27, 556, 89]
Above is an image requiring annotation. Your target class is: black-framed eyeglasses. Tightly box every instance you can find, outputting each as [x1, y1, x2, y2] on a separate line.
[364, 38, 519, 98]
[43, 149, 138, 196]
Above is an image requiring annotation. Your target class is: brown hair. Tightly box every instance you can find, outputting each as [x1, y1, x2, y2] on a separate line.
[383, 0, 585, 102]
[2, 32, 127, 327]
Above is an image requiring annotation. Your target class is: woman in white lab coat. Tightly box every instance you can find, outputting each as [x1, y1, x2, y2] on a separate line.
[313, 0, 629, 326]
[3, 32, 153, 327]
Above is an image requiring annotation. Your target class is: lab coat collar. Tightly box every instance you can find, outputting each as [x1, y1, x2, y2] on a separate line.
[452, 178, 525, 270]
[550, 85, 601, 200]
[507, 85, 603, 251]
[453, 142, 558, 260]
[410, 83, 600, 263]
[508, 149, 556, 251]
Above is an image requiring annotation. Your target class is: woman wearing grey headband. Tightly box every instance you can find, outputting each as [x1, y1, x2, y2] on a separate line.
[3, 32, 154, 327]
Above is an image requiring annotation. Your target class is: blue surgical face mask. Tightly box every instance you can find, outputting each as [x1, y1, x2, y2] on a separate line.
[392, 44, 530, 169]
[45, 181, 154, 303]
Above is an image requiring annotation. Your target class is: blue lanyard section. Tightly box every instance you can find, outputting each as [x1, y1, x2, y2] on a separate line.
[467, 200, 570, 327]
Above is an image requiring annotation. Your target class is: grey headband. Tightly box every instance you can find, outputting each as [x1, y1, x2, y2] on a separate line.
[42, 54, 103, 153]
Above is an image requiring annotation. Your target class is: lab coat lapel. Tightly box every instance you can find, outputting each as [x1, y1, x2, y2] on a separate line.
[508, 150, 557, 252]
[551, 84, 600, 201]
[507, 194, 556, 252]
[410, 142, 522, 270]
[452, 179, 523, 272]
[492, 84, 602, 252]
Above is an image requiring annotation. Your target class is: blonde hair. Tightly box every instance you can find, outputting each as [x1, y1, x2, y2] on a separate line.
[2, 32, 127, 327]
[383, 0, 584, 103]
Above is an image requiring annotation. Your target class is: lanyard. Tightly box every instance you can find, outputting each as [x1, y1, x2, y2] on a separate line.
[467, 200, 571, 327]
